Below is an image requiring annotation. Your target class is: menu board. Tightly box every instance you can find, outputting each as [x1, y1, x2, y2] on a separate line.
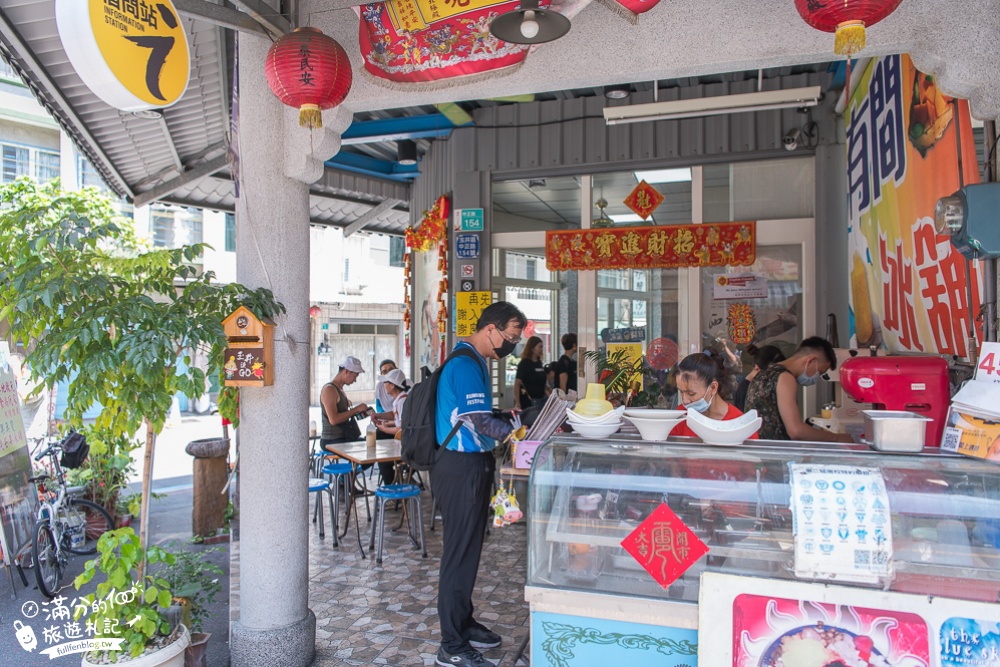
[0, 363, 39, 565]
[789, 463, 894, 584]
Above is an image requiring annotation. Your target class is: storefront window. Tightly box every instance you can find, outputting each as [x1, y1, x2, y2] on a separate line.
[700, 244, 803, 399]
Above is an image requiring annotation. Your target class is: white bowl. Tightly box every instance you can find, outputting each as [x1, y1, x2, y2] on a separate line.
[570, 420, 622, 439]
[624, 415, 685, 441]
[623, 408, 686, 420]
[566, 405, 626, 424]
[685, 408, 761, 445]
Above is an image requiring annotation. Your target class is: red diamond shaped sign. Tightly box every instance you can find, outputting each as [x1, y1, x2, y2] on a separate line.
[620, 502, 709, 589]
[623, 180, 664, 221]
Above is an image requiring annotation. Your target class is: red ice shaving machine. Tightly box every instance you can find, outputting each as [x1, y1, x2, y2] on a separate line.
[839, 356, 950, 447]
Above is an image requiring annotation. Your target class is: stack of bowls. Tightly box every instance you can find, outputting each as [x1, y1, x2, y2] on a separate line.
[623, 408, 686, 442]
[565, 405, 625, 439]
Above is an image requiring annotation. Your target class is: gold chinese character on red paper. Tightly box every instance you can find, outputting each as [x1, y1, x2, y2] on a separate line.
[620, 502, 708, 589]
[647, 231, 668, 257]
[673, 229, 695, 256]
[623, 180, 664, 221]
[594, 233, 616, 258]
[620, 231, 642, 256]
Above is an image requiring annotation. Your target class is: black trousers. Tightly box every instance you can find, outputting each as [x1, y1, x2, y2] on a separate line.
[431, 448, 495, 653]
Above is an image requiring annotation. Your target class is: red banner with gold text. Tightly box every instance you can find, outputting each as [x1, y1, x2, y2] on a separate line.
[546, 222, 756, 271]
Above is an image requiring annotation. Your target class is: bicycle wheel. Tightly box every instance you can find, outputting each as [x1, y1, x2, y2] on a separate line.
[63, 498, 114, 555]
[32, 520, 61, 598]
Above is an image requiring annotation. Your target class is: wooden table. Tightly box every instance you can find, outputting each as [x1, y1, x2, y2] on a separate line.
[322, 441, 404, 541]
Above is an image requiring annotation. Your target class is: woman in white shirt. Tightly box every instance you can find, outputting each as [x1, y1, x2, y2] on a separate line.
[374, 368, 409, 438]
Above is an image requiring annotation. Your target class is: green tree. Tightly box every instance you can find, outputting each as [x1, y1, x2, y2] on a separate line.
[0, 178, 283, 561]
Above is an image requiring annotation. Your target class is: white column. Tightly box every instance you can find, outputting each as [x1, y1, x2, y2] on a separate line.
[229, 25, 315, 667]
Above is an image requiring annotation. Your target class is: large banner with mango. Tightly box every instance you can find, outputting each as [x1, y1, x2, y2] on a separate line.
[846, 54, 983, 357]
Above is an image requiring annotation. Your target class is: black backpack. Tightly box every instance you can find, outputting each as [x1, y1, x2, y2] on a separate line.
[400, 346, 483, 471]
[59, 431, 89, 469]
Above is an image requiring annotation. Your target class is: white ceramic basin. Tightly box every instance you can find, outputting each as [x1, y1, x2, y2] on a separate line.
[684, 408, 761, 445]
[624, 415, 685, 441]
[566, 405, 626, 424]
[623, 408, 686, 420]
[570, 420, 623, 439]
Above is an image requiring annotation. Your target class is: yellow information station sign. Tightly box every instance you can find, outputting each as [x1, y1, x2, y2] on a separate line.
[607, 342, 643, 390]
[455, 291, 492, 337]
[56, 0, 190, 111]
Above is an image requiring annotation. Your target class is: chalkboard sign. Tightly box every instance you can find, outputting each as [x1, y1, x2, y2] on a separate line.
[223, 348, 266, 386]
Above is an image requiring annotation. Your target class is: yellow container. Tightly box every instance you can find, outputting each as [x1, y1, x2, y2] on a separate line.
[574, 383, 614, 417]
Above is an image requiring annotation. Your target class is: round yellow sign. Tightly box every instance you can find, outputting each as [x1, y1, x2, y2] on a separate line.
[88, 0, 189, 106]
[57, 0, 189, 110]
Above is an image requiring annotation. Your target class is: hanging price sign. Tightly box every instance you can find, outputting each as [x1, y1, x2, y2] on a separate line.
[974, 342, 1000, 385]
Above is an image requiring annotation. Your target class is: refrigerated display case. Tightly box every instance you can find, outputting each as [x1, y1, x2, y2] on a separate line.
[524, 435, 1000, 666]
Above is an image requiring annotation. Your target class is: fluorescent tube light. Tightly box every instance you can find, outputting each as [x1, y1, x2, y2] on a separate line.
[603, 86, 822, 126]
[610, 213, 645, 223]
[633, 168, 691, 184]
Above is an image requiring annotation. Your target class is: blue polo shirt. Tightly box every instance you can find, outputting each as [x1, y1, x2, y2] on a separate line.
[435, 342, 493, 452]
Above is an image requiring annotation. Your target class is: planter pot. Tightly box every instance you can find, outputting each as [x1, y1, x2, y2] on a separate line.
[115, 513, 133, 529]
[81, 625, 190, 667]
[184, 632, 211, 667]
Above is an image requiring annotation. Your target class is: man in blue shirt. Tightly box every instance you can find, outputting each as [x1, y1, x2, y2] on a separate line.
[433, 301, 526, 667]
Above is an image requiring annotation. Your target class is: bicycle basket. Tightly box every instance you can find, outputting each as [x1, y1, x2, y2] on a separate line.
[59, 432, 89, 469]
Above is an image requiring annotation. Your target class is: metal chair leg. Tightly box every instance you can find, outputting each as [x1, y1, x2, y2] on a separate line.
[368, 497, 379, 551]
[316, 490, 325, 539]
[376, 497, 386, 565]
[328, 487, 339, 547]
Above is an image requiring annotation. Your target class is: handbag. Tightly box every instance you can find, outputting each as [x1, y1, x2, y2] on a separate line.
[342, 415, 362, 441]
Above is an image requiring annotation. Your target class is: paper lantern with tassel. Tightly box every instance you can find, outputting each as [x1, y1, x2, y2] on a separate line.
[264, 27, 352, 129]
[794, 0, 904, 57]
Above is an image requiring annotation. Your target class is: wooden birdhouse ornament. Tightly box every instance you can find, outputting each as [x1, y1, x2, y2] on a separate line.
[222, 306, 275, 387]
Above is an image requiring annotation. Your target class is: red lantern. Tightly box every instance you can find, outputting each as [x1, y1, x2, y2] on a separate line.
[309, 305, 322, 318]
[264, 27, 352, 129]
[794, 0, 904, 57]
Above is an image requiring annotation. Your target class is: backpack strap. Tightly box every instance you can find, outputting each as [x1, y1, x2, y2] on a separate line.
[439, 345, 488, 450]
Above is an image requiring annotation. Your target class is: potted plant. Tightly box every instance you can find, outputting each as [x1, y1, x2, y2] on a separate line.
[583, 348, 663, 408]
[155, 545, 224, 667]
[74, 528, 189, 666]
[67, 426, 141, 524]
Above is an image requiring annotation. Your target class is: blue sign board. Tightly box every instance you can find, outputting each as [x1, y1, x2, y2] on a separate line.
[456, 233, 480, 259]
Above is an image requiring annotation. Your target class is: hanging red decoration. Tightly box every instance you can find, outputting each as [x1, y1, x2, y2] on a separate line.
[406, 195, 450, 252]
[309, 305, 322, 318]
[403, 251, 413, 357]
[794, 0, 904, 58]
[265, 27, 352, 130]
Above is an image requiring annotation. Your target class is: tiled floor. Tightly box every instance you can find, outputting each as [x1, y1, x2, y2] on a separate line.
[306, 491, 530, 667]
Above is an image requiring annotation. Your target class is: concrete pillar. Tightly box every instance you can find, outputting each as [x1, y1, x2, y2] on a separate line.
[229, 24, 315, 667]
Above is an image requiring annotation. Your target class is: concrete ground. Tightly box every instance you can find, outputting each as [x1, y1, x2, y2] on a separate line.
[0, 415, 232, 667]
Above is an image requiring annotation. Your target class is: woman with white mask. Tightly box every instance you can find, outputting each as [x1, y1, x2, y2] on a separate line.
[669, 352, 756, 439]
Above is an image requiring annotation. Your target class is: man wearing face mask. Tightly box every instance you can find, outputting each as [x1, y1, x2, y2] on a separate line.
[432, 301, 527, 667]
[745, 336, 854, 443]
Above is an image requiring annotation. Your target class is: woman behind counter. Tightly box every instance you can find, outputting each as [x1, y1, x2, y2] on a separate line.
[669, 352, 757, 439]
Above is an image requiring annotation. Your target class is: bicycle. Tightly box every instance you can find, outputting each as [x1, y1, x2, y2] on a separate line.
[27, 440, 114, 598]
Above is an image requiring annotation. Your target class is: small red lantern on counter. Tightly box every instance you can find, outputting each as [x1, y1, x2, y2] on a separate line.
[264, 27, 352, 129]
[309, 305, 322, 318]
[794, 0, 904, 57]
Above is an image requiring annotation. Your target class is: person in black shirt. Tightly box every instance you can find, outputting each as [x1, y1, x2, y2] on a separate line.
[513, 336, 548, 409]
[556, 332, 578, 394]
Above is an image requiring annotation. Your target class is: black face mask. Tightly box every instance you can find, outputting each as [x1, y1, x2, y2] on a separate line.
[492, 329, 517, 359]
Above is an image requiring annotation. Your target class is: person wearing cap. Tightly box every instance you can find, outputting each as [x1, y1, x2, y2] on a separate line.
[373, 368, 409, 485]
[320, 356, 369, 450]
[374, 359, 397, 413]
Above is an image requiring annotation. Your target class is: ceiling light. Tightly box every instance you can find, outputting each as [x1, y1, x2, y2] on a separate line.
[604, 84, 630, 100]
[128, 109, 163, 120]
[610, 213, 644, 223]
[633, 168, 691, 184]
[490, 0, 570, 45]
[397, 140, 418, 166]
[603, 86, 822, 126]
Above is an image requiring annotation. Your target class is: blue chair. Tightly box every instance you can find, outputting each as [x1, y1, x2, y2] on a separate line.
[368, 484, 427, 565]
[308, 478, 335, 540]
[322, 462, 367, 558]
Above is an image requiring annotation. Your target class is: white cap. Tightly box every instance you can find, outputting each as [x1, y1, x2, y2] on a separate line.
[378, 368, 408, 389]
[340, 356, 365, 373]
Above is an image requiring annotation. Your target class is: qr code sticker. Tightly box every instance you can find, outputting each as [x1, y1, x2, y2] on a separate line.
[854, 550, 871, 566]
[941, 427, 961, 453]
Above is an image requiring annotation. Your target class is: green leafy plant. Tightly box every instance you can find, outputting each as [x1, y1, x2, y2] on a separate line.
[154, 545, 223, 633]
[74, 528, 177, 661]
[66, 425, 141, 518]
[583, 348, 662, 407]
[0, 179, 283, 554]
